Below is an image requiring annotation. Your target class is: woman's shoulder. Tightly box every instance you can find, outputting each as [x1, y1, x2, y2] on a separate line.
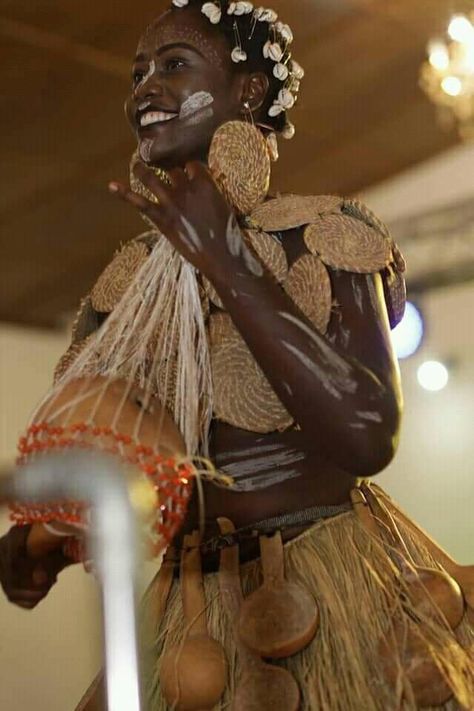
[249, 193, 407, 330]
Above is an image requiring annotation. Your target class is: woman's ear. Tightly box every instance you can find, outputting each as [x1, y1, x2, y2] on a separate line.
[240, 72, 270, 115]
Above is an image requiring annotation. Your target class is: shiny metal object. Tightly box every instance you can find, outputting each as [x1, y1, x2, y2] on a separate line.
[1, 451, 143, 711]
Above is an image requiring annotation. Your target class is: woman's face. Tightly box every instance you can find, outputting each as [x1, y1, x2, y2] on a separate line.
[126, 7, 248, 169]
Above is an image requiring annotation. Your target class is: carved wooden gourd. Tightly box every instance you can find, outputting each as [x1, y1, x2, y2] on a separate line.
[238, 531, 319, 659]
[361, 485, 464, 630]
[371, 483, 474, 625]
[351, 488, 456, 707]
[217, 518, 300, 711]
[159, 531, 227, 711]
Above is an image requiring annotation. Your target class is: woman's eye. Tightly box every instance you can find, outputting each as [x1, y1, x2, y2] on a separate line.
[164, 58, 186, 71]
[132, 71, 144, 85]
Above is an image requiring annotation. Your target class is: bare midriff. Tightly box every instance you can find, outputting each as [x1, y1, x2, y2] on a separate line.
[176, 420, 357, 570]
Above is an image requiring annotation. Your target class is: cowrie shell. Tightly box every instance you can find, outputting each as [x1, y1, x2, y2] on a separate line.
[268, 103, 284, 117]
[291, 60, 305, 80]
[281, 122, 295, 139]
[231, 46, 248, 63]
[273, 63, 289, 81]
[278, 88, 295, 109]
[172, 0, 189, 6]
[276, 22, 293, 43]
[202, 2, 222, 23]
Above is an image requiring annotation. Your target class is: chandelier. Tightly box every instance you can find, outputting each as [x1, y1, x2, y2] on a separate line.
[421, 14, 474, 139]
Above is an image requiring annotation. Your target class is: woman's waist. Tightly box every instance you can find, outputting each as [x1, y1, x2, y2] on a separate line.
[174, 494, 354, 573]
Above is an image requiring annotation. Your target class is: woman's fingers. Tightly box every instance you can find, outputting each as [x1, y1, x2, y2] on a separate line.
[132, 162, 173, 204]
[109, 181, 175, 236]
[108, 181, 150, 211]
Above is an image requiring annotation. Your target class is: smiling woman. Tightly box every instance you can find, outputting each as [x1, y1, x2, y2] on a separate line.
[1, 1, 474, 710]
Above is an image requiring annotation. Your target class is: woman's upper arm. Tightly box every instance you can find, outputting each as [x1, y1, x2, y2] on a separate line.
[327, 268, 403, 413]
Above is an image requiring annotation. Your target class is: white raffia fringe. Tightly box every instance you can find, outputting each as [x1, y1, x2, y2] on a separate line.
[141, 507, 474, 710]
[36, 234, 213, 456]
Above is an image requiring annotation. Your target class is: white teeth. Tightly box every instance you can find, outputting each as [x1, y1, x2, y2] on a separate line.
[138, 101, 151, 111]
[140, 111, 178, 126]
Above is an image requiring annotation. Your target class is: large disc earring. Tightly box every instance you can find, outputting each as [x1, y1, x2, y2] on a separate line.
[208, 120, 271, 216]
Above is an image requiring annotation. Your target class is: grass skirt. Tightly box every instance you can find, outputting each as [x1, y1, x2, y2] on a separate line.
[140, 503, 474, 711]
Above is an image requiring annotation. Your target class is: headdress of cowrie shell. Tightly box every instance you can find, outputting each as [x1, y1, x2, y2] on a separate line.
[171, 1, 304, 142]
[202, 1, 222, 23]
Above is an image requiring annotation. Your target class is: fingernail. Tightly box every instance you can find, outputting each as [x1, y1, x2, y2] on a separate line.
[108, 182, 119, 193]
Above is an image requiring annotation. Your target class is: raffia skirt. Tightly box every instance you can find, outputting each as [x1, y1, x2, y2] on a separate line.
[139, 502, 474, 711]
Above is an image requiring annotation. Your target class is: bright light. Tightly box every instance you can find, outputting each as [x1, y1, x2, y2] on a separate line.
[417, 360, 449, 392]
[448, 14, 474, 44]
[441, 75, 463, 96]
[391, 302, 424, 359]
[428, 41, 450, 71]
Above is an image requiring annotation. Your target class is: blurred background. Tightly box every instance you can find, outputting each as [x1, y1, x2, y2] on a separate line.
[0, 0, 473, 708]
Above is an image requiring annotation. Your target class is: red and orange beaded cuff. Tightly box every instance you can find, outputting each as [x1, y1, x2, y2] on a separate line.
[11, 420, 195, 557]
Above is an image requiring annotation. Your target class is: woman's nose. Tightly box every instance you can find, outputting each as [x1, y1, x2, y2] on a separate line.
[134, 62, 162, 101]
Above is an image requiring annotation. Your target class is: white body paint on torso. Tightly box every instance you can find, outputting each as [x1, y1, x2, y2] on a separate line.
[216, 442, 305, 492]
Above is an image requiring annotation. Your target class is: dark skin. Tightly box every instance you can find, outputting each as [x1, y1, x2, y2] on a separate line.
[1, 5, 402, 601]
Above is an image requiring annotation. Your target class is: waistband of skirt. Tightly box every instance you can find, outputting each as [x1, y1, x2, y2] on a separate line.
[199, 501, 353, 554]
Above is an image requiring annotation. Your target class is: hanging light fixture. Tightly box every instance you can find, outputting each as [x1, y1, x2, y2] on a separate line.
[421, 13, 474, 139]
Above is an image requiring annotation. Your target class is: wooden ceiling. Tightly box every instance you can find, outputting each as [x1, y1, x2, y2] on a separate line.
[0, 0, 469, 328]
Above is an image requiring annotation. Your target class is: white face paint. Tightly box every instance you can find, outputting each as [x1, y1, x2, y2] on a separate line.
[139, 138, 154, 163]
[136, 60, 156, 90]
[179, 91, 214, 125]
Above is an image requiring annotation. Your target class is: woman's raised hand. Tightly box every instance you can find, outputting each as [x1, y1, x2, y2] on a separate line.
[109, 161, 238, 280]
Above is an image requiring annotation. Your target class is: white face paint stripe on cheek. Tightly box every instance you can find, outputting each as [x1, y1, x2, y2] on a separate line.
[179, 91, 215, 119]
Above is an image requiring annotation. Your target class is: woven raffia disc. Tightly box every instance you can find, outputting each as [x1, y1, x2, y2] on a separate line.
[209, 313, 293, 433]
[382, 265, 407, 329]
[71, 296, 100, 345]
[245, 229, 288, 283]
[304, 215, 392, 273]
[342, 199, 391, 239]
[90, 240, 149, 312]
[249, 194, 342, 232]
[208, 121, 270, 215]
[284, 255, 332, 334]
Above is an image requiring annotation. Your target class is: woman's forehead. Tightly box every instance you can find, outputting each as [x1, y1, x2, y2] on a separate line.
[136, 10, 227, 67]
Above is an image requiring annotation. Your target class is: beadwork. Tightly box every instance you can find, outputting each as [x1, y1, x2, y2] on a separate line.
[12, 420, 195, 552]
